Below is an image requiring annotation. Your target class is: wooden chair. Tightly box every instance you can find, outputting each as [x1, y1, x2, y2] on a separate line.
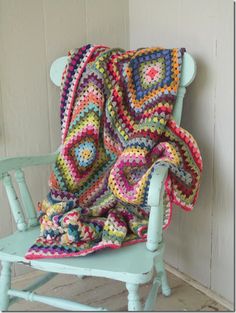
[0, 52, 196, 311]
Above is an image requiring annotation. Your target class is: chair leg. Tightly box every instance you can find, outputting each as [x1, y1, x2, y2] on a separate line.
[160, 266, 171, 296]
[126, 283, 142, 311]
[155, 258, 171, 297]
[0, 261, 12, 311]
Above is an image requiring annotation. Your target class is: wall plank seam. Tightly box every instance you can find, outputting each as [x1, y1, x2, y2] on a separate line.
[209, 38, 218, 290]
[42, 0, 52, 153]
[84, 0, 89, 43]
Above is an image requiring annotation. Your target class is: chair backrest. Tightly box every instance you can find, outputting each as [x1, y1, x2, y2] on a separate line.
[0, 50, 196, 235]
[49, 51, 196, 251]
[50, 52, 196, 126]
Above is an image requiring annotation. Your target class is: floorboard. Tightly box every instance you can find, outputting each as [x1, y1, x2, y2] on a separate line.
[10, 270, 227, 311]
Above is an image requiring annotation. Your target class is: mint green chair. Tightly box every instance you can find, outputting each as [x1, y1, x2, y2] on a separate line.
[0, 53, 196, 311]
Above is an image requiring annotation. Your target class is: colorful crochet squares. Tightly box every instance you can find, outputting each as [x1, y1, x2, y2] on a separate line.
[25, 44, 202, 259]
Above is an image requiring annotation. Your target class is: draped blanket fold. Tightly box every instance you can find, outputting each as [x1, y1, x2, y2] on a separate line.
[25, 44, 202, 259]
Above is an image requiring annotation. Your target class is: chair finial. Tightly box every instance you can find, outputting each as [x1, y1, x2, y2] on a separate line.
[180, 52, 197, 87]
[50, 56, 68, 87]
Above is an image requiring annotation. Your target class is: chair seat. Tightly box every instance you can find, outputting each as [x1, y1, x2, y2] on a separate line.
[0, 227, 162, 284]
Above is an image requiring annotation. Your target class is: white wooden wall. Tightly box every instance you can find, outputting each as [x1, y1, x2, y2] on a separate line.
[0, 0, 234, 306]
[0, 0, 129, 276]
[129, 0, 234, 304]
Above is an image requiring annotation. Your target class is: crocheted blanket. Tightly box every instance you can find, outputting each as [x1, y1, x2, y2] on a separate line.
[26, 44, 202, 259]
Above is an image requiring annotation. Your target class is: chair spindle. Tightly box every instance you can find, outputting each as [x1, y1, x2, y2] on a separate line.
[146, 167, 167, 252]
[146, 203, 164, 251]
[2, 173, 27, 231]
[15, 169, 38, 227]
[173, 86, 186, 126]
[0, 261, 12, 311]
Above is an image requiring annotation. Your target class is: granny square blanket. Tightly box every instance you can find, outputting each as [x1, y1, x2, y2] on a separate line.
[26, 44, 202, 259]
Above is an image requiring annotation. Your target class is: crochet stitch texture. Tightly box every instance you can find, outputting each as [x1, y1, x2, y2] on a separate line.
[26, 44, 202, 259]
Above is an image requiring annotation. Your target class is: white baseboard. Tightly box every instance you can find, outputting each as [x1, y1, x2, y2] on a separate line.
[165, 263, 234, 311]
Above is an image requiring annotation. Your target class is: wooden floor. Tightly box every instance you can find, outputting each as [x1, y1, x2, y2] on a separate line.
[10, 270, 227, 311]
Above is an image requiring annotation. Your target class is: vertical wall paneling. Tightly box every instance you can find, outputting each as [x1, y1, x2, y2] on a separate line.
[86, 0, 129, 50]
[0, 10, 13, 240]
[175, 0, 217, 287]
[0, 0, 51, 156]
[42, 0, 87, 151]
[0, 0, 52, 276]
[211, 0, 234, 302]
[0, 0, 233, 305]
